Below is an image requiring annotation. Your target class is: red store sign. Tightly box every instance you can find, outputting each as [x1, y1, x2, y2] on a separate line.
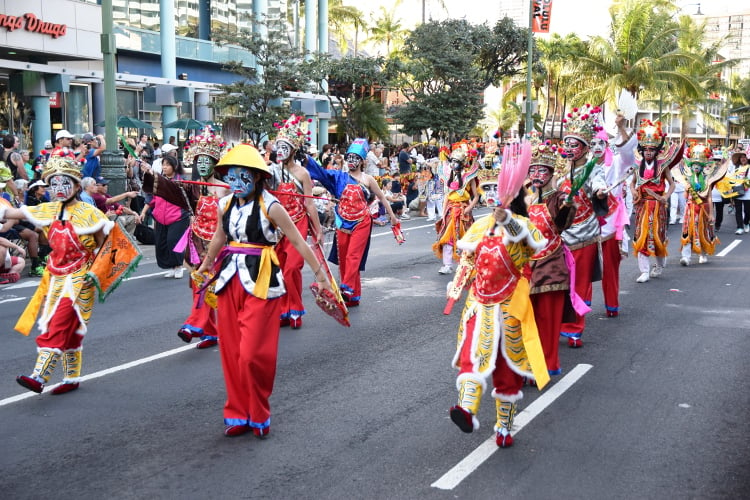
[0, 12, 67, 39]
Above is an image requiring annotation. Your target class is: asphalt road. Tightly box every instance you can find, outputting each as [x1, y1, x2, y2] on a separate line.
[1, 210, 748, 499]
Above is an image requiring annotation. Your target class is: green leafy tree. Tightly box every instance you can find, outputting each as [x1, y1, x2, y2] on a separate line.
[211, 19, 311, 145]
[392, 18, 530, 142]
[304, 54, 392, 142]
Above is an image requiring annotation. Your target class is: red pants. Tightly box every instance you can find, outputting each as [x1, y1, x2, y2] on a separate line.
[182, 280, 218, 339]
[560, 243, 596, 339]
[459, 310, 523, 399]
[36, 298, 84, 351]
[276, 215, 309, 319]
[216, 275, 282, 430]
[601, 237, 621, 314]
[531, 290, 565, 375]
[336, 217, 372, 301]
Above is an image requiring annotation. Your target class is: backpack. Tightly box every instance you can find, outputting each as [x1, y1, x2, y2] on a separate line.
[133, 223, 154, 245]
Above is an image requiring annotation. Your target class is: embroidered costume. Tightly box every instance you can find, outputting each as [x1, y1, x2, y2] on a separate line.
[448, 210, 548, 448]
[433, 143, 480, 275]
[631, 120, 681, 282]
[7, 156, 113, 395]
[176, 127, 227, 348]
[676, 143, 728, 265]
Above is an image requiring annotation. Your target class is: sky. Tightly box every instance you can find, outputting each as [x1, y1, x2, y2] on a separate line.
[347, 0, 746, 40]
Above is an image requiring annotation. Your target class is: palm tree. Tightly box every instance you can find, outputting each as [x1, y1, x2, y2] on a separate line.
[328, 0, 368, 56]
[658, 14, 737, 142]
[576, 0, 703, 107]
[366, 5, 409, 56]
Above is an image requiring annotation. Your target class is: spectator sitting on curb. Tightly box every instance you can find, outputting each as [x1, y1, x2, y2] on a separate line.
[0, 235, 26, 284]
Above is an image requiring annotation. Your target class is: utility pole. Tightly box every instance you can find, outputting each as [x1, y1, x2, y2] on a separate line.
[525, 0, 534, 134]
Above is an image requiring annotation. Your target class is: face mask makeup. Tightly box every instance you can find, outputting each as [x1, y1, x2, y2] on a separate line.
[224, 167, 256, 198]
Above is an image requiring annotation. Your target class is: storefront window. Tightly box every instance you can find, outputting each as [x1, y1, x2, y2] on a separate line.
[65, 84, 91, 135]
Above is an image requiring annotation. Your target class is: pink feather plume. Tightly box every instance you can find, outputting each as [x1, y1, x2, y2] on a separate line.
[497, 140, 531, 208]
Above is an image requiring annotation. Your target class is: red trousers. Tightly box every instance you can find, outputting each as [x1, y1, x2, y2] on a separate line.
[459, 310, 523, 398]
[560, 243, 596, 339]
[36, 298, 84, 351]
[276, 215, 309, 319]
[601, 237, 621, 314]
[183, 280, 218, 339]
[216, 275, 282, 430]
[530, 290, 565, 375]
[336, 217, 372, 301]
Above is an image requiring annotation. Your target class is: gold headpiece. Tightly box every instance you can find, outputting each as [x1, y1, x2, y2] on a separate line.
[274, 114, 312, 150]
[184, 127, 227, 165]
[41, 155, 82, 182]
[562, 104, 602, 145]
[637, 119, 665, 148]
[527, 131, 559, 170]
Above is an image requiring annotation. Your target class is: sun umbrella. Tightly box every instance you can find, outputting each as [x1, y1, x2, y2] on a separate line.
[163, 118, 206, 130]
[95, 115, 154, 129]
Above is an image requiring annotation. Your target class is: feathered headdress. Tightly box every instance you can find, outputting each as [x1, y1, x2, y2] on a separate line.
[183, 126, 227, 165]
[274, 114, 312, 150]
[563, 104, 603, 145]
[497, 140, 532, 208]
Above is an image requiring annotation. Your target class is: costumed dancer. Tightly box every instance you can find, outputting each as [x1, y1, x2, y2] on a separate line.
[271, 115, 322, 329]
[176, 127, 228, 349]
[676, 142, 728, 266]
[596, 115, 635, 317]
[196, 144, 332, 438]
[303, 138, 399, 307]
[557, 104, 607, 348]
[433, 143, 480, 275]
[448, 188, 549, 448]
[631, 120, 681, 283]
[525, 133, 576, 375]
[3, 156, 114, 394]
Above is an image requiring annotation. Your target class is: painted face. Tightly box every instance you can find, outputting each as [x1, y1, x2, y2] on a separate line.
[195, 155, 216, 178]
[690, 162, 705, 174]
[590, 137, 608, 158]
[345, 153, 363, 170]
[450, 159, 463, 171]
[48, 174, 77, 201]
[642, 146, 658, 162]
[275, 140, 293, 163]
[562, 138, 587, 161]
[529, 165, 553, 188]
[224, 166, 255, 198]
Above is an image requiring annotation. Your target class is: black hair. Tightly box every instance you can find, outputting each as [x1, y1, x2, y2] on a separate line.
[162, 155, 185, 176]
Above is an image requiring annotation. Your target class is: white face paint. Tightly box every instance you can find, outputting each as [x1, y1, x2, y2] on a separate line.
[346, 153, 363, 170]
[590, 137, 608, 158]
[48, 174, 77, 201]
[275, 140, 293, 163]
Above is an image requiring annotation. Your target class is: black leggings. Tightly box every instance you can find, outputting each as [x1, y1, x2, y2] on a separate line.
[714, 200, 726, 229]
[734, 199, 750, 228]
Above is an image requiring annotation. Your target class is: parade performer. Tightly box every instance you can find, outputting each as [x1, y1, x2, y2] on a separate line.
[557, 104, 607, 347]
[631, 120, 681, 283]
[270, 115, 322, 329]
[676, 142, 727, 266]
[303, 138, 399, 307]
[525, 134, 576, 375]
[448, 194, 548, 448]
[196, 144, 332, 438]
[2, 156, 114, 394]
[433, 143, 480, 275]
[596, 115, 636, 317]
[175, 127, 228, 348]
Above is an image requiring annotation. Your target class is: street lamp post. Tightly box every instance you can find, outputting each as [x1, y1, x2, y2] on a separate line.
[100, 0, 126, 195]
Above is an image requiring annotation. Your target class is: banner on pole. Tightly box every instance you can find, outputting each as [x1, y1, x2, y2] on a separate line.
[532, 0, 554, 33]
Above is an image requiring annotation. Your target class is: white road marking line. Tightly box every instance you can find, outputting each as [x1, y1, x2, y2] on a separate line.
[431, 363, 593, 490]
[0, 344, 197, 407]
[1, 271, 183, 299]
[0, 297, 27, 305]
[716, 239, 742, 257]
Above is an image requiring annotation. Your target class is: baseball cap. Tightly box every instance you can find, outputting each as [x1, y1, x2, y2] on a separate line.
[82, 133, 95, 143]
[29, 180, 48, 189]
[161, 144, 178, 154]
[95, 176, 110, 185]
[43, 139, 53, 149]
[56, 130, 74, 140]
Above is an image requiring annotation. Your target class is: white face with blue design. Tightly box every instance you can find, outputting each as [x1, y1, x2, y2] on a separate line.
[48, 174, 77, 201]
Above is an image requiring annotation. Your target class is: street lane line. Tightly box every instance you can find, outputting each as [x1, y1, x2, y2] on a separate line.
[0, 344, 196, 407]
[0, 297, 27, 305]
[716, 239, 742, 257]
[431, 363, 593, 490]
